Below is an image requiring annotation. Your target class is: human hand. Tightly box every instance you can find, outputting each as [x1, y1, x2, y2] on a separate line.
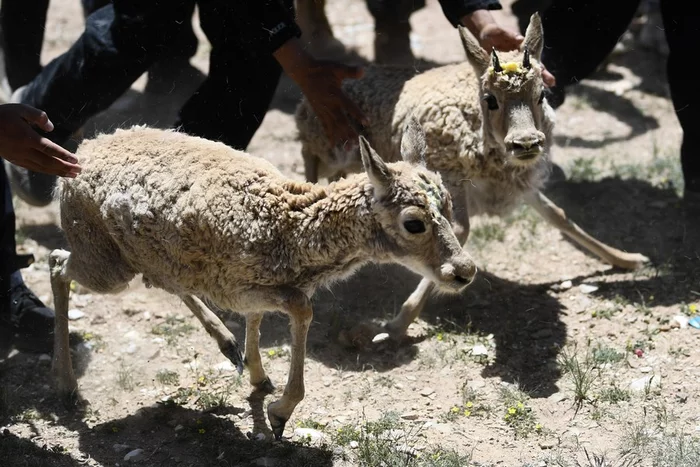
[274, 38, 369, 149]
[0, 104, 81, 177]
[461, 10, 556, 87]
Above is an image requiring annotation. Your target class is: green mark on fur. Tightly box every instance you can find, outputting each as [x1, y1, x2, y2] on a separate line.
[416, 177, 444, 219]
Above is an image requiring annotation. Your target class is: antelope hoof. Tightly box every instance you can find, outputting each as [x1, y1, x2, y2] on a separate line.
[61, 388, 88, 412]
[222, 342, 245, 375]
[252, 376, 276, 394]
[611, 252, 650, 270]
[267, 403, 288, 441]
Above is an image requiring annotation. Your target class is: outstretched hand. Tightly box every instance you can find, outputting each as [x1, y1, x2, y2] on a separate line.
[0, 104, 81, 177]
[274, 38, 369, 149]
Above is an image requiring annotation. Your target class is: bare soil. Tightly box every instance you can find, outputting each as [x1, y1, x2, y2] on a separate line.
[2, 1, 699, 466]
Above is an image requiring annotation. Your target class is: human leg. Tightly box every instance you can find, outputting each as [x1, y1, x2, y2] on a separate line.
[540, 0, 640, 108]
[0, 0, 50, 91]
[175, 0, 287, 150]
[659, 2, 700, 197]
[365, 0, 425, 64]
[0, 162, 55, 352]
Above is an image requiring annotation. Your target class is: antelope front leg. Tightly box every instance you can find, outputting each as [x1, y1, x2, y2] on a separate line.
[525, 191, 649, 269]
[265, 288, 313, 440]
[180, 295, 244, 374]
[385, 180, 471, 339]
[244, 312, 275, 393]
[49, 249, 82, 407]
[232, 286, 313, 440]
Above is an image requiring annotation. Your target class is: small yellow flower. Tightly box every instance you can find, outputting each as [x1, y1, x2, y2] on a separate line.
[450, 406, 459, 413]
[649, 295, 654, 301]
[268, 349, 276, 357]
[504, 413, 511, 420]
[535, 423, 543, 431]
[196, 419, 203, 425]
[465, 401, 473, 408]
[508, 407, 517, 415]
[198, 428, 206, 434]
[463, 410, 471, 417]
[516, 401, 525, 410]
[689, 304, 697, 314]
[436, 333, 443, 341]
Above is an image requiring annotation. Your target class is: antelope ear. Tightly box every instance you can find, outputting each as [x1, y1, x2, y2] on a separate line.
[458, 26, 489, 74]
[523, 13, 544, 62]
[359, 135, 392, 199]
[400, 117, 427, 166]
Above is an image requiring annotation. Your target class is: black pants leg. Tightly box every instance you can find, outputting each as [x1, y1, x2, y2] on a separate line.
[0, 162, 16, 294]
[659, 3, 700, 192]
[540, 0, 640, 92]
[0, 0, 50, 90]
[80, 0, 199, 61]
[20, 1, 193, 145]
[175, 0, 289, 150]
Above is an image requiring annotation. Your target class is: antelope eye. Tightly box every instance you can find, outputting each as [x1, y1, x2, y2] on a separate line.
[403, 220, 426, 234]
[483, 94, 499, 110]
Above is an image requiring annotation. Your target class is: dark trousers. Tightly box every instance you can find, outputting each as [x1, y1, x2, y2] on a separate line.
[541, 0, 700, 190]
[0, 0, 50, 90]
[20, 0, 285, 151]
[1, 163, 16, 288]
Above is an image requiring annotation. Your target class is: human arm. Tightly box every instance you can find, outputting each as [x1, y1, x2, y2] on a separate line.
[0, 104, 81, 177]
[273, 38, 368, 148]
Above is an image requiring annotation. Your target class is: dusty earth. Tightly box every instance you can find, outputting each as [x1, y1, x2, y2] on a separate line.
[2, 1, 699, 466]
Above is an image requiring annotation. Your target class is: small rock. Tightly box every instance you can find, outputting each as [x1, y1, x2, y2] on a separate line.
[123, 448, 144, 463]
[372, 333, 390, 343]
[559, 280, 573, 290]
[539, 439, 557, 450]
[255, 433, 266, 441]
[293, 428, 325, 443]
[629, 375, 661, 392]
[419, 387, 435, 397]
[38, 354, 51, 362]
[471, 344, 489, 356]
[639, 366, 653, 373]
[214, 361, 234, 372]
[143, 311, 152, 321]
[579, 283, 599, 294]
[123, 330, 139, 340]
[174, 424, 184, 432]
[349, 440, 359, 449]
[659, 324, 671, 332]
[673, 315, 689, 329]
[401, 412, 420, 420]
[395, 444, 418, 456]
[67, 309, 85, 320]
[123, 343, 138, 354]
[113, 443, 130, 453]
[676, 393, 689, 403]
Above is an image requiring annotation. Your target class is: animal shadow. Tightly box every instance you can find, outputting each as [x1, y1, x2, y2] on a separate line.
[256, 263, 567, 398]
[544, 176, 700, 309]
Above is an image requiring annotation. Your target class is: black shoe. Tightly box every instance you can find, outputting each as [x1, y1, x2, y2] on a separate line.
[0, 283, 54, 353]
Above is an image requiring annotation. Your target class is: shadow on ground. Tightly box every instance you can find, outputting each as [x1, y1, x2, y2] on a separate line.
[0, 397, 334, 467]
[543, 176, 699, 308]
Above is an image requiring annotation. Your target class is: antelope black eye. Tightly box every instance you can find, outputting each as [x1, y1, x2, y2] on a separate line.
[538, 90, 546, 104]
[403, 220, 426, 234]
[483, 94, 499, 110]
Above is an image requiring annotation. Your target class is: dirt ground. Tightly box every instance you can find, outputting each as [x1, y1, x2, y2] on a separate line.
[2, 1, 699, 466]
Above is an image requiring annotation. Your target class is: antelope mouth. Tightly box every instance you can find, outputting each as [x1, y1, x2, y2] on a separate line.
[510, 147, 543, 164]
